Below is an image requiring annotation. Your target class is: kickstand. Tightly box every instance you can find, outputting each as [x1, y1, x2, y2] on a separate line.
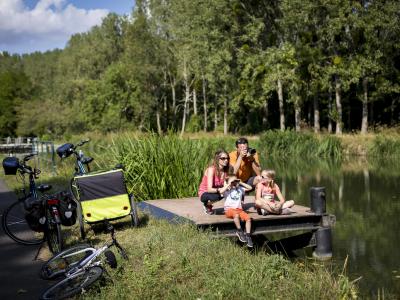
[33, 242, 45, 261]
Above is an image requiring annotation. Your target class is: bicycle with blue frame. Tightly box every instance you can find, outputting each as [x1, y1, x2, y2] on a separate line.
[1, 154, 66, 253]
[57, 140, 139, 240]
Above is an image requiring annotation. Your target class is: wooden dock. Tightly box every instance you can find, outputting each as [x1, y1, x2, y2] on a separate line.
[138, 196, 335, 237]
[139, 191, 335, 259]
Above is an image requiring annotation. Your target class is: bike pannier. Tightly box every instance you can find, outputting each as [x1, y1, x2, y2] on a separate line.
[24, 197, 46, 232]
[56, 143, 74, 158]
[58, 191, 77, 226]
[2, 157, 20, 175]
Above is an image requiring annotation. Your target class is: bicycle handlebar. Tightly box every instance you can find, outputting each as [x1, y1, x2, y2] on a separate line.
[75, 139, 90, 148]
[18, 154, 40, 177]
[23, 153, 37, 162]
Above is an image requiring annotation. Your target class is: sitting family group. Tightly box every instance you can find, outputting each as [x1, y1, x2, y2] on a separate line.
[197, 137, 295, 248]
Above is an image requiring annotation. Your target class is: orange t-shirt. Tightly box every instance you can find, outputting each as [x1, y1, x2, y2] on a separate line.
[229, 151, 260, 182]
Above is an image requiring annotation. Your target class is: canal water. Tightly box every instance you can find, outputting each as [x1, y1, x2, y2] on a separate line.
[261, 155, 400, 298]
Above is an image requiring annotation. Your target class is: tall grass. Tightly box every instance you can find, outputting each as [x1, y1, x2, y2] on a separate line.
[98, 133, 235, 201]
[81, 219, 358, 300]
[369, 135, 400, 158]
[259, 130, 343, 159]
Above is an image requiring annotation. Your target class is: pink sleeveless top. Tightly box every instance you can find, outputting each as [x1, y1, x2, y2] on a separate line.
[258, 183, 280, 201]
[198, 166, 226, 197]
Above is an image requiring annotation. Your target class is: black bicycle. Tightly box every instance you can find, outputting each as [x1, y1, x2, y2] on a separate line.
[40, 223, 128, 300]
[57, 139, 139, 240]
[2, 154, 64, 253]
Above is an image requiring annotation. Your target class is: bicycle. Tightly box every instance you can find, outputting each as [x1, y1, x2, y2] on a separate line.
[57, 140, 139, 240]
[1, 154, 64, 253]
[40, 222, 128, 300]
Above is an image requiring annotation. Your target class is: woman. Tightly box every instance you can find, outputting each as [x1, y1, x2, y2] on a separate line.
[198, 150, 232, 215]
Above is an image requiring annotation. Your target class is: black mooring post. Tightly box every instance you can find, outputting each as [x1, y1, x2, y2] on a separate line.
[310, 186, 326, 215]
[310, 187, 332, 259]
[313, 227, 333, 259]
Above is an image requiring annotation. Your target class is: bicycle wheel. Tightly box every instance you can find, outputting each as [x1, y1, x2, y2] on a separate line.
[46, 209, 63, 253]
[129, 195, 139, 227]
[70, 178, 86, 240]
[2, 200, 45, 245]
[40, 266, 103, 300]
[40, 243, 92, 280]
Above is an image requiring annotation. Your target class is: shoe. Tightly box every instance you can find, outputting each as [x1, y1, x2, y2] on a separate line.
[236, 230, 247, 243]
[203, 204, 213, 215]
[261, 208, 268, 216]
[246, 234, 254, 248]
[256, 208, 262, 215]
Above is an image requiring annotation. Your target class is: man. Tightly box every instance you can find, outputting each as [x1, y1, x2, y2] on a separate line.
[229, 137, 261, 188]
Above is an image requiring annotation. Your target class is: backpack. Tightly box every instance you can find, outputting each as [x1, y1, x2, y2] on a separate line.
[24, 197, 46, 232]
[58, 191, 77, 226]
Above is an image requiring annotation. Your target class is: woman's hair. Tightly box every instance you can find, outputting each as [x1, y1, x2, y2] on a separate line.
[262, 169, 276, 189]
[212, 149, 230, 177]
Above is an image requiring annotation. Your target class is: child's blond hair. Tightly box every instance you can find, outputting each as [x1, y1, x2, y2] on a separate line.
[262, 169, 276, 189]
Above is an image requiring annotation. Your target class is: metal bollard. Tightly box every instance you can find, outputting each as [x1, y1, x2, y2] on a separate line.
[313, 227, 332, 260]
[310, 187, 326, 215]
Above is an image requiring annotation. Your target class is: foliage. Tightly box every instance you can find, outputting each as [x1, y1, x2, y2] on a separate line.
[259, 130, 343, 158]
[97, 133, 234, 200]
[1, 1, 399, 136]
[369, 135, 400, 158]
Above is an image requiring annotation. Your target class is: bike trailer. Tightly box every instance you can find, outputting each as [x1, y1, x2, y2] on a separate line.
[74, 169, 134, 224]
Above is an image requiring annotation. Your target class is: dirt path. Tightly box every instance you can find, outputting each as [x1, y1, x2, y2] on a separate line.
[0, 179, 52, 300]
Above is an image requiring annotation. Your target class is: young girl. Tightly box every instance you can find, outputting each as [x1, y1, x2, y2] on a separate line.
[255, 169, 294, 215]
[222, 175, 254, 247]
[198, 150, 232, 215]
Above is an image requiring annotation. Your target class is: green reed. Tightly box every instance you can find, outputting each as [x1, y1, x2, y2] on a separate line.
[259, 130, 343, 159]
[98, 133, 235, 201]
[369, 135, 400, 158]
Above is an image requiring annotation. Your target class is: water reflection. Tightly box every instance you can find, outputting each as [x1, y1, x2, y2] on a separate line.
[260, 155, 400, 298]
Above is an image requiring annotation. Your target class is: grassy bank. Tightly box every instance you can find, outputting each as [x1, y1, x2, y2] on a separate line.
[79, 219, 357, 300]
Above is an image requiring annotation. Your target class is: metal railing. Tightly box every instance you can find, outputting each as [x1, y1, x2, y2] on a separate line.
[0, 137, 56, 173]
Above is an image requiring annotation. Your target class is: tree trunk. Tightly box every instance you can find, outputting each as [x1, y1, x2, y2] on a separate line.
[361, 77, 368, 134]
[214, 95, 218, 130]
[328, 88, 332, 133]
[223, 98, 228, 135]
[156, 107, 162, 135]
[294, 100, 301, 132]
[193, 88, 197, 115]
[277, 79, 285, 131]
[335, 75, 342, 135]
[202, 74, 207, 131]
[168, 72, 177, 128]
[314, 93, 320, 133]
[180, 61, 190, 137]
[262, 99, 269, 129]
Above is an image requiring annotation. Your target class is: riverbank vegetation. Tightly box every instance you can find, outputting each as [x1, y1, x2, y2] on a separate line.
[78, 219, 357, 300]
[1, 0, 400, 138]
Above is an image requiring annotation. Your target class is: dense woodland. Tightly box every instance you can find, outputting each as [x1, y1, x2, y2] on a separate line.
[0, 0, 399, 138]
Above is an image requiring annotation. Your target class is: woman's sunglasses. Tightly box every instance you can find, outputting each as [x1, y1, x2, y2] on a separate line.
[219, 157, 229, 160]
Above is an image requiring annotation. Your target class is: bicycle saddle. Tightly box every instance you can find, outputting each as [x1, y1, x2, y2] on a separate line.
[37, 184, 52, 192]
[81, 157, 93, 165]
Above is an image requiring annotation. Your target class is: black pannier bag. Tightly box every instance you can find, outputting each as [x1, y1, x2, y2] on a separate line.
[24, 197, 46, 232]
[2, 157, 20, 175]
[56, 143, 74, 158]
[58, 191, 77, 226]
